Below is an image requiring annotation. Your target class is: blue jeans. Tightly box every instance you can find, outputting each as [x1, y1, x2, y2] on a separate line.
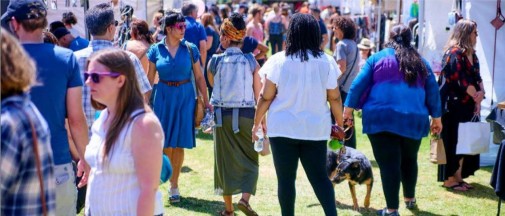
[270, 137, 337, 216]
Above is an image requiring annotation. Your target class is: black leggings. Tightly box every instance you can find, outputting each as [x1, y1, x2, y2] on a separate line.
[368, 132, 421, 209]
[270, 137, 337, 216]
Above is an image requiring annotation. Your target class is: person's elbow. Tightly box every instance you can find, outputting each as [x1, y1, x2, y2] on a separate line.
[67, 108, 87, 126]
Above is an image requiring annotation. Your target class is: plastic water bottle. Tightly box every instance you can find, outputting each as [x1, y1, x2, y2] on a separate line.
[254, 126, 264, 152]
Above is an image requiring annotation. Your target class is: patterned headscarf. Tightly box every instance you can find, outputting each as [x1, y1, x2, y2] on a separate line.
[220, 18, 245, 42]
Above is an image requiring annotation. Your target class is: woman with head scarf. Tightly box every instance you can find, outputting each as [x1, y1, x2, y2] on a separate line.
[207, 13, 261, 216]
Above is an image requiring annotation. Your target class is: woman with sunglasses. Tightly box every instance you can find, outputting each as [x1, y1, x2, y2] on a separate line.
[146, 10, 211, 203]
[83, 49, 164, 216]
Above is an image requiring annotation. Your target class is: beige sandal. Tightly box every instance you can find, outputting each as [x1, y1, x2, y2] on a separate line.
[237, 199, 258, 216]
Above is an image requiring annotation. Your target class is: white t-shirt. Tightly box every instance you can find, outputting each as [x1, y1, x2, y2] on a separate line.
[259, 51, 341, 140]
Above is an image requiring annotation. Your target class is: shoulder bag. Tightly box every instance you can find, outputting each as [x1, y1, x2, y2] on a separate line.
[185, 41, 205, 128]
[339, 46, 359, 93]
[14, 104, 48, 216]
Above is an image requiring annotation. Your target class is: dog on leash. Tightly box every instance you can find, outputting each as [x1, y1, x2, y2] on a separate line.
[327, 146, 373, 211]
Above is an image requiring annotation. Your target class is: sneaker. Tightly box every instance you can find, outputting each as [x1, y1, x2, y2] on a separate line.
[405, 199, 417, 209]
[377, 208, 400, 216]
[169, 188, 180, 203]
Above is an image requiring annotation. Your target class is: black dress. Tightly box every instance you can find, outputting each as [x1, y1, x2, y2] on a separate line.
[437, 47, 482, 181]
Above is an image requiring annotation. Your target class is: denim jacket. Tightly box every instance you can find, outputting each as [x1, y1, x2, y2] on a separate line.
[208, 47, 257, 108]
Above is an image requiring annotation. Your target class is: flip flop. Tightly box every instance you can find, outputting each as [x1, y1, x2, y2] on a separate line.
[237, 199, 258, 216]
[443, 183, 468, 191]
[459, 181, 474, 189]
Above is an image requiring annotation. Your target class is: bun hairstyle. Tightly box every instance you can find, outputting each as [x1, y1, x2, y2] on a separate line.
[161, 10, 185, 35]
[386, 24, 427, 85]
[130, 19, 153, 44]
[62, 12, 77, 25]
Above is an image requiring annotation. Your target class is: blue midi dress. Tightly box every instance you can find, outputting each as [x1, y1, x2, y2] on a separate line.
[147, 39, 200, 149]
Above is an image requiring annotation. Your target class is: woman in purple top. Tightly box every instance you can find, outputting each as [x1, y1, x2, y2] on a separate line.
[343, 25, 442, 216]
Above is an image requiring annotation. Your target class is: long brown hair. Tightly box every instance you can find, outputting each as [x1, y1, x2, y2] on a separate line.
[201, 13, 217, 32]
[130, 19, 154, 44]
[386, 24, 428, 85]
[445, 19, 477, 55]
[86, 49, 148, 162]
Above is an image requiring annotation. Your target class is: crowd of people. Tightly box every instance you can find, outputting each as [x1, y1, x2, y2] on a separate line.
[0, 0, 485, 216]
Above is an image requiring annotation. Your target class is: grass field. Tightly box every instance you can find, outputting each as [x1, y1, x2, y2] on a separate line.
[156, 116, 500, 216]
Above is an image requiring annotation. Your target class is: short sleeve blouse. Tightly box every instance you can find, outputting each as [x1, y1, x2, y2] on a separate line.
[147, 39, 200, 81]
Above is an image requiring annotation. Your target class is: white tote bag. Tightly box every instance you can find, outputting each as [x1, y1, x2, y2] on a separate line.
[456, 115, 491, 155]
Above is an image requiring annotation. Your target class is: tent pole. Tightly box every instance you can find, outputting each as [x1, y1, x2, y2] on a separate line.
[417, 0, 424, 53]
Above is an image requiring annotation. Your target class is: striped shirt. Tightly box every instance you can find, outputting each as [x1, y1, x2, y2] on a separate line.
[1, 94, 56, 216]
[74, 40, 152, 136]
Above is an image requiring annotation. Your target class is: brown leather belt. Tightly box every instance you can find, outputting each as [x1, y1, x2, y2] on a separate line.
[159, 79, 190, 87]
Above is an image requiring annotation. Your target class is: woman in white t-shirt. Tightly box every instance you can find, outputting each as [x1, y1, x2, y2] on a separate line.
[84, 49, 164, 216]
[253, 13, 343, 216]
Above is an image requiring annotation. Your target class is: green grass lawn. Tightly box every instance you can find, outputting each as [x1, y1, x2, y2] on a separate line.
[157, 116, 499, 216]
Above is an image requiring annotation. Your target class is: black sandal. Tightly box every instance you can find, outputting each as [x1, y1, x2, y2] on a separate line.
[237, 199, 258, 216]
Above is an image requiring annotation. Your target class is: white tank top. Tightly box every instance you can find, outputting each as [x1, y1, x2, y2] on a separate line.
[84, 109, 163, 215]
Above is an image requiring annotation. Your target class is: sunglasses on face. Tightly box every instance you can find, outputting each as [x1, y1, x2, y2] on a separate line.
[111, 20, 118, 27]
[171, 23, 186, 31]
[84, 71, 121, 83]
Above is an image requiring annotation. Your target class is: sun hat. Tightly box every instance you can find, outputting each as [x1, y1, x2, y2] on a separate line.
[357, 38, 375, 50]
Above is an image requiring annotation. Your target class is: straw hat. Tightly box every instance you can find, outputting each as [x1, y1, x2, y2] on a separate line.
[357, 38, 375, 50]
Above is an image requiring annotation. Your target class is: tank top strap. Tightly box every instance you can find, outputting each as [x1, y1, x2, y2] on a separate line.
[123, 109, 147, 150]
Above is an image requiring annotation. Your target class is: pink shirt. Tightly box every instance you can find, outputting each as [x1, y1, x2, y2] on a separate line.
[246, 21, 264, 56]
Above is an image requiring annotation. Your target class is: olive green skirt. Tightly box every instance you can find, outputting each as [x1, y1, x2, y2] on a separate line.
[214, 115, 259, 196]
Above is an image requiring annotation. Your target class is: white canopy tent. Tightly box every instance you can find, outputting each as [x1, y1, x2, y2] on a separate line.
[418, 0, 504, 116]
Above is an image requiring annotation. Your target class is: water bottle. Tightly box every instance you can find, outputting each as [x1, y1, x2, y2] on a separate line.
[254, 126, 264, 152]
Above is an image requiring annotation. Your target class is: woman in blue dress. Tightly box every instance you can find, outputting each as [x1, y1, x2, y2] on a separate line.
[147, 11, 211, 203]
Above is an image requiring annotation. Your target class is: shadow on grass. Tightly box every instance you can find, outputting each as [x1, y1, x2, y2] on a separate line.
[408, 208, 447, 216]
[369, 160, 379, 168]
[181, 166, 193, 173]
[197, 132, 213, 140]
[166, 196, 223, 215]
[306, 201, 380, 215]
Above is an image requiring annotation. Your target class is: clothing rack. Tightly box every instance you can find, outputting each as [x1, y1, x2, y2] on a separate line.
[494, 101, 505, 216]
